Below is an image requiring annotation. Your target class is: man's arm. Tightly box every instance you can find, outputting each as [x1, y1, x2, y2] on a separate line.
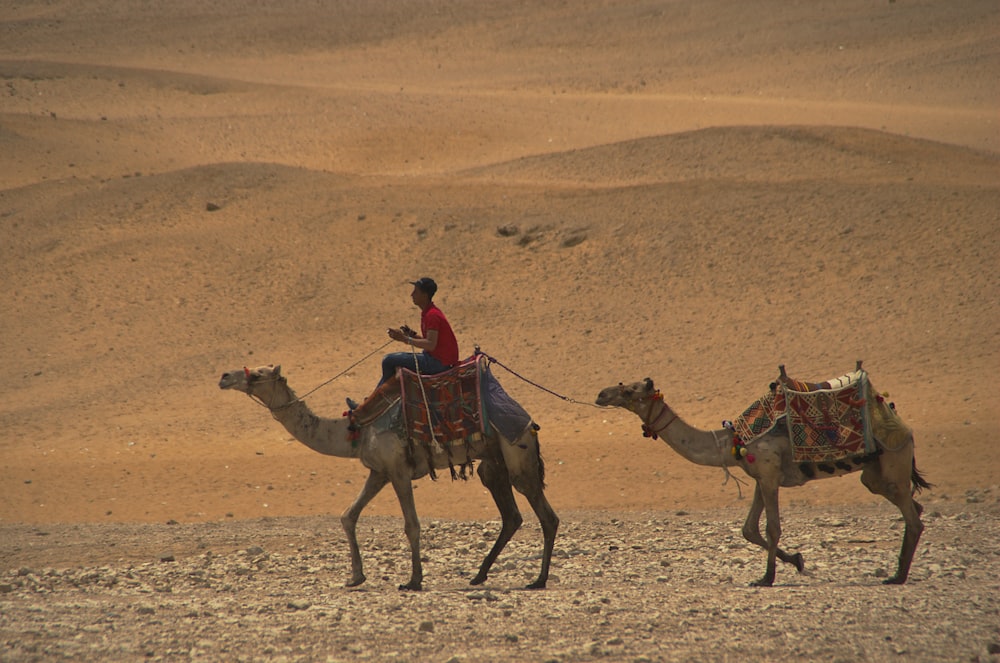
[387, 326, 438, 351]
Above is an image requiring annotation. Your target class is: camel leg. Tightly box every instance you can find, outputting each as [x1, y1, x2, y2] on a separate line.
[340, 470, 389, 588]
[750, 483, 783, 587]
[471, 458, 523, 586]
[741, 484, 804, 573]
[861, 460, 924, 585]
[389, 473, 424, 591]
[886, 496, 923, 585]
[517, 479, 559, 589]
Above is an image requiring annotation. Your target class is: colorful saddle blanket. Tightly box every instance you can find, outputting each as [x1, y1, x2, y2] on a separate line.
[351, 354, 532, 449]
[400, 356, 486, 447]
[732, 369, 875, 463]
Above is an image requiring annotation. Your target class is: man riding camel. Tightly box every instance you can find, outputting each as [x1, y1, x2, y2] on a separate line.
[347, 277, 459, 410]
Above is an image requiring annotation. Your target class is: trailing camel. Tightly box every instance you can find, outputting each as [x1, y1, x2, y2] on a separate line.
[595, 364, 930, 586]
[219, 363, 558, 591]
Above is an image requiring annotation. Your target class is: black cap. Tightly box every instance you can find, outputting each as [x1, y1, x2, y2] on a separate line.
[409, 277, 438, 298]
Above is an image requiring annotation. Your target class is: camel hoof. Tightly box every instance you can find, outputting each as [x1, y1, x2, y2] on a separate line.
[398, 581, 423, 591]
[792, 553, 805, 574]
[469, 574, 487, 586]
[346, 575, 366, 588]
[525, 579, 547, 590]
[749, 577, 775, 587]
[882, 576, 907, 585]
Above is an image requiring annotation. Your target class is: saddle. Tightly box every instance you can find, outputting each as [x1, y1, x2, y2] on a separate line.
[732, 362, 876, 463]
[348, 354, 533, 468]
[776, 363, 865, 393]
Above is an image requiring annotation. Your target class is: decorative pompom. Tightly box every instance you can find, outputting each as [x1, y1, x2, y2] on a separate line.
[746, 454, 756, 463]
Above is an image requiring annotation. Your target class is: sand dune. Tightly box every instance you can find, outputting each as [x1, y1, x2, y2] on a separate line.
[1, 0, 998, 525]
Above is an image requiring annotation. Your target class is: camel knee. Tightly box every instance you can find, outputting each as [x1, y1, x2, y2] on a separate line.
[902, 504, 924, 535]
[403, 518, 421, 542]
[860, 470, 895, 498]
[765, 521, 782, 546]
[340, 511, 357, 532]
[505, 510, 524, 532]
[860, 470, 878, 495]
[885, 482, 903, 500]
[477, 459, 506, 487]
[511, 474, 540, 498]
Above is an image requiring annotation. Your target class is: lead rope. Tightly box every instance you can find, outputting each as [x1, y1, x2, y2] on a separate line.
[479, 351, 604, 408]
[407, 337, 445, 480]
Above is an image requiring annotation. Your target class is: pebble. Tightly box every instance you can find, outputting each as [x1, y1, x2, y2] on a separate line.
[0, 502, 996, 662]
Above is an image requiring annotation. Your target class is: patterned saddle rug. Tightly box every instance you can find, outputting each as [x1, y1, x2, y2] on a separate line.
[350, 354, 532, 451]
[732, 367, 875, 463]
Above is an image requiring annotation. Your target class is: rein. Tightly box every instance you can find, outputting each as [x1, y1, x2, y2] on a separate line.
[242, 343, 597, 420]
[245, 340, 394, 412]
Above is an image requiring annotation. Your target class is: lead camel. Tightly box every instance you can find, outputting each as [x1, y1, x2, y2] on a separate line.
[220, 363, 558, 591]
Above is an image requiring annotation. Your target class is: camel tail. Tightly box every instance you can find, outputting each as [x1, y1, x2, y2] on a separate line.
[868, 386, 929, 494]
[911, 457, 932, 494]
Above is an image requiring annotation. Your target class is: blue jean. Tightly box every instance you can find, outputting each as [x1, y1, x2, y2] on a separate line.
[378, 351, 451, 387]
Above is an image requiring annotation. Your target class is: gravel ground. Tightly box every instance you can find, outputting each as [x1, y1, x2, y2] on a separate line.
[2, 495, 999, 663]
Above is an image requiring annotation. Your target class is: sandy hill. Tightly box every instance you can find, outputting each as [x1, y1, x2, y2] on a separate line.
[1, 0, 998, 525]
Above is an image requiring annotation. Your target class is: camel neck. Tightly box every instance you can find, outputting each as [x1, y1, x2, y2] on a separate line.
[641, 398, 679, 438]
[256, 381, 358, 458]
[639, 398, 734, 469]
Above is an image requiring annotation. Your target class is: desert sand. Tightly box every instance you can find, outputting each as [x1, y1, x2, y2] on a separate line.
[1, 1, 999, 658]
[3, 0, 997, 525]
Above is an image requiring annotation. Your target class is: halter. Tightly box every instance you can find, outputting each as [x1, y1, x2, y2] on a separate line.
[242, 367, 295, 412]
[639, 390, 677, 440]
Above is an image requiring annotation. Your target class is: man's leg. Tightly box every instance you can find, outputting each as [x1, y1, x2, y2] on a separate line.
[414, 353, 449, 376]
[378, 352, 419, 386]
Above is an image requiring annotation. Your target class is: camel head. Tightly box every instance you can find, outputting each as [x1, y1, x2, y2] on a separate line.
[595, 378, 657, 409]
[218, 364, 283, 394]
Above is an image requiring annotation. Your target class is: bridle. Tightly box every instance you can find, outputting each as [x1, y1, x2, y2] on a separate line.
[636, 389, 677, 440]
[620, 383, 749, 497]
[243, 367, 296, 412]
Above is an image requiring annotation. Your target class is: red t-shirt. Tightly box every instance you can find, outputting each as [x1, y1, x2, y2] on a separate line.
[421, 304, 459, 367]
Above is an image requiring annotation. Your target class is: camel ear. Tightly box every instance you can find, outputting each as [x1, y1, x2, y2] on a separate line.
[644, 377, 654, 392]
[272, 364, 282, 376]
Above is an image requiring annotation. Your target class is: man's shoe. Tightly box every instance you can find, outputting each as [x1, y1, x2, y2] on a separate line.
[346, 397, 359, 411]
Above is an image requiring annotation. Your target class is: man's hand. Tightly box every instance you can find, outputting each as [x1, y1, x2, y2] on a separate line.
[387, 326, 415, 343]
